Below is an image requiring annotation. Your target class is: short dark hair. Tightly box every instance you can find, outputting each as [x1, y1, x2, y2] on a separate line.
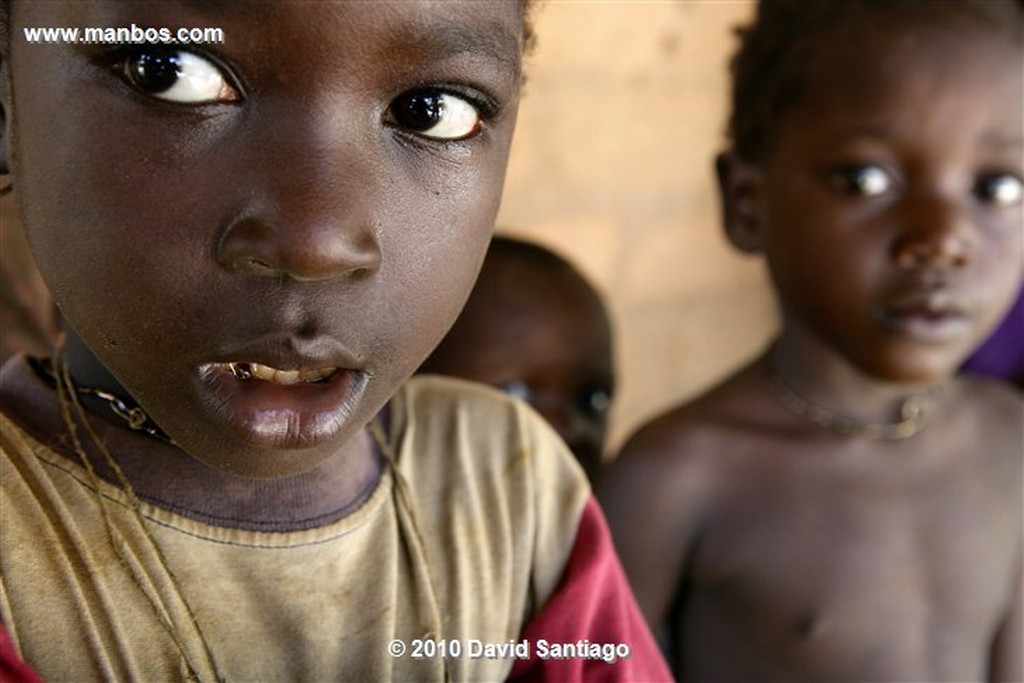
[483, 234, 608, 318]
[725, 0, 1023, 163]
[488, 235, 578, 276]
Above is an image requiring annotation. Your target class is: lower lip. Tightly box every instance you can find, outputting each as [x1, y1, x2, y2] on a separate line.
[876, 309, 969, 343]
[193, 364, 367, 449]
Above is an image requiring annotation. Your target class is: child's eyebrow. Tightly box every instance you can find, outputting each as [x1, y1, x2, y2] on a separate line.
[828, 124, 1023, 152]
[402, 21, 523, 75]
[979, 132, 1024, 153]
[819, 123, 900, 147]
[164, 2, 522, 77]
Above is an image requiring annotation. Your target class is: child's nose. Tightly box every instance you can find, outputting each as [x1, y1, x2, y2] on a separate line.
[892, 192, 973, 270]
[216, 216, 381, 282]
[216, 115, 382, 282]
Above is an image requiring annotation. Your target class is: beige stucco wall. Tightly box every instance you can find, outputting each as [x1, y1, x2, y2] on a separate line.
[498, 0, 777, 450]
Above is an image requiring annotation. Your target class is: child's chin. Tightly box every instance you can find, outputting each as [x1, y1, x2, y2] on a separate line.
[854, 350, 960, 387]
[177, 427, 356, 479]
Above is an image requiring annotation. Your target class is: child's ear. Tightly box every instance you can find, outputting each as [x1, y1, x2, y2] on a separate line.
[715, 151, 765, 254]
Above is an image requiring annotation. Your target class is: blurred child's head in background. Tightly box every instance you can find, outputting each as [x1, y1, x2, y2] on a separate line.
[725, 0, 1023, 164]
[718, 0, 1023, 384]
[420, 236, 614, 482]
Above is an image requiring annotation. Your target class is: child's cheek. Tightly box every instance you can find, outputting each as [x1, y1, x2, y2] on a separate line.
[377, 116, 518, 366]
[377, 188, 501, 374]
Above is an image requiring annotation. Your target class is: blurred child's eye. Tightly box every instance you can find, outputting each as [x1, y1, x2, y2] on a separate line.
[828, 165, 893, 197]
[577, 387, 612, 419]
[498, 380, 532, 403]
[974, 173, 1023, 208]
[122, 48, 240, 104]
[387, 89, 483, 141]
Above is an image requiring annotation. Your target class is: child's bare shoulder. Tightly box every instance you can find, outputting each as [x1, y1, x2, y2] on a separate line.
[603, 359, 773, 535]
[950, 376, 1023, 475]
[600, 360, 773, 623]
[956, 375, 1022, 426]
[615, 360, 772, 476]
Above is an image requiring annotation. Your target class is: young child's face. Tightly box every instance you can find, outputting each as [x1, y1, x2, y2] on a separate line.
[739, 13, 1022, 383]
[4, 1, 524, 475]
[423, 256, 614, 480]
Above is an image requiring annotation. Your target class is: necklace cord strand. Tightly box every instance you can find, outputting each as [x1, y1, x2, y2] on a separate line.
[369, 418, 451, 683]
[52, 351, 223, 682]
[46, 352, 445, 682]
[32, 356, 175, 445]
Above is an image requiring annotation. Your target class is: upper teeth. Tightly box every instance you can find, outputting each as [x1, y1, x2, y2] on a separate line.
[224, 362, 336, 385]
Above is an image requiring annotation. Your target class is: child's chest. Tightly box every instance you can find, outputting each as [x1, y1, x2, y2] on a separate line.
[679, 433, 1020, 678]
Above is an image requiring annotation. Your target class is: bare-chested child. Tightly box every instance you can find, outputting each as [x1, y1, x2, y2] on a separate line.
[599, 1, 1024, 681]
[419, 235, 615, 483]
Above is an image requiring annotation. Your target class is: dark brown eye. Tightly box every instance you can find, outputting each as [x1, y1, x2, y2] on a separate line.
[975, 173, 1023, 208]
[577, 387, 612, 418]
[122, 48, 239, 104]
[498, 380, 532, 402]
[387, 89, 482, 140]
[392, 91, 445, 130]
[127, 50, 181, 93]
[828, 165, 893, 197]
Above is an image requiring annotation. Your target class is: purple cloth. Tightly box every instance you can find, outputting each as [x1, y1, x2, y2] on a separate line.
[962, 287, 1024, 385]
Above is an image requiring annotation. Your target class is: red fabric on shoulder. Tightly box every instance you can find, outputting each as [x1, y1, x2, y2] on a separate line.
[508, 496, 672, 682]
[0, 623, 44, 683]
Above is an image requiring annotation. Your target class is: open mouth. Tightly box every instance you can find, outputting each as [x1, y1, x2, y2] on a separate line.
[193, 359, 367, 450]
[215, 362, 338, 385]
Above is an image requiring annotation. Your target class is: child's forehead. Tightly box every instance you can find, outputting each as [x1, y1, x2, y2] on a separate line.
[797, 19, 1020, 111]
[727, 0, 1022, 161]
[13, 1, 525, 64]
[484, 252, 583, 295]
[475, 257, 607, 327]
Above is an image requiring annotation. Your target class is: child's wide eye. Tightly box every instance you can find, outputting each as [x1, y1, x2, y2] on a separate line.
[122, 48, 239, 104]
[829, 165, 893, 197]
[975, 173, 1023, 208]
[577, 387, 612, 419]
[387, 89, 483, 140]
[498, 380, 532, 403]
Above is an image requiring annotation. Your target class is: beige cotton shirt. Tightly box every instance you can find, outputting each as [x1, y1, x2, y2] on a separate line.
[0, 375, 589, 682]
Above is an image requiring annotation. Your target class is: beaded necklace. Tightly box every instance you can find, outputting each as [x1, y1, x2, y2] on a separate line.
[765, 356, 943, 441]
